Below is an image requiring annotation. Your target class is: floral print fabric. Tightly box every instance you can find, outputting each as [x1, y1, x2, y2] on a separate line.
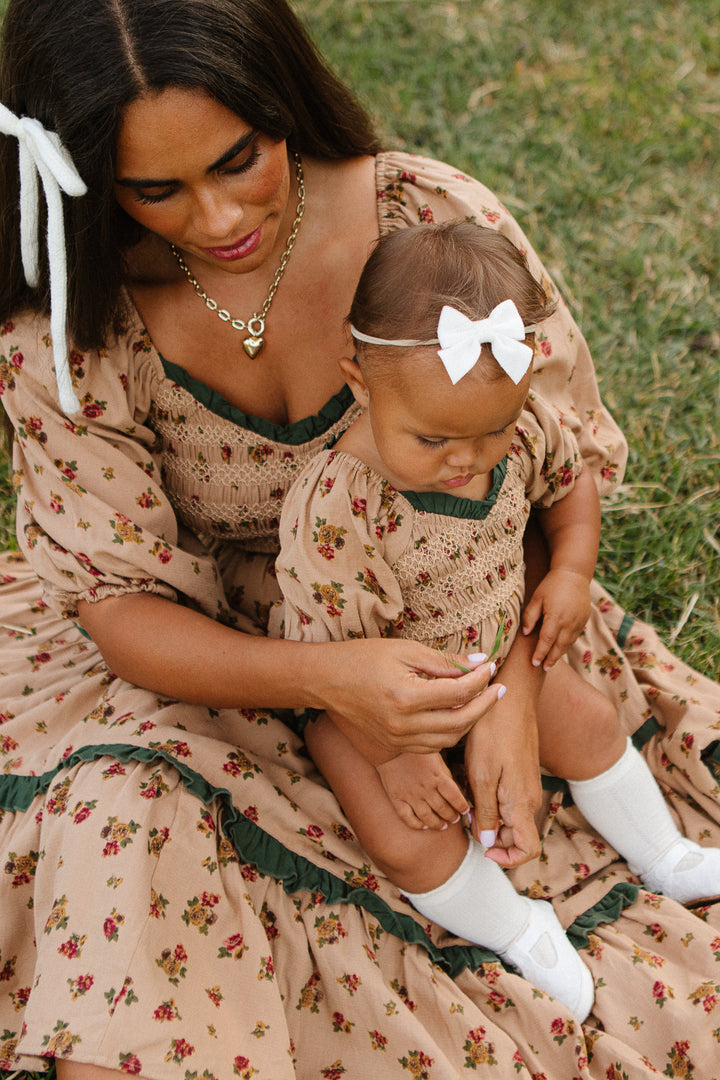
[1, 153, 720, 1078]
[273, 392, 582, 662]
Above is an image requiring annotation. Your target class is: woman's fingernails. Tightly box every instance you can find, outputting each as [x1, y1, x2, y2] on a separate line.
[466, 652, 487, 665]
[489, 661, 497, 676]
[480, 830, 496, 848]
[497, 685, 507, 699]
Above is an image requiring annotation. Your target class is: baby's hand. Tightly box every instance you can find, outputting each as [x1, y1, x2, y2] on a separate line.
[376, 752, 469, 830]
[522, 568, 591, 670]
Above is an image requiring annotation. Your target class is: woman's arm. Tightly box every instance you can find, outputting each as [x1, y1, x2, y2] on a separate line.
[77, 591, 502, 753]
[463, 519, 548, 866]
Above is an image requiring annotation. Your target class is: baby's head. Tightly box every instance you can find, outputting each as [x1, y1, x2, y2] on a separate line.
[342, 223, 557, 494]
[348, 221, 555, 386]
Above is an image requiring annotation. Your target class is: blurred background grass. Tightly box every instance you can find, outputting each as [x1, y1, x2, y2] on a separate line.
[1, 0, 718, 674]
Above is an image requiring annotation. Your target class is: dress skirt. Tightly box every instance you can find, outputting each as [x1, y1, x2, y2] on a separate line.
[2, 551, 720, 1079]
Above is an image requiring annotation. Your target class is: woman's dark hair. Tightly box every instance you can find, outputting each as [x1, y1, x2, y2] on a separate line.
[349, 222, 556, 380]
[0, 0, 380, 348]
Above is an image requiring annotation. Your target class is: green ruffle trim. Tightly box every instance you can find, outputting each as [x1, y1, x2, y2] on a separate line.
[566, 881, 639, 948]
[160, 359, 355, 445]
[0, 742, 643, 979]
[401, 457, 508, 519]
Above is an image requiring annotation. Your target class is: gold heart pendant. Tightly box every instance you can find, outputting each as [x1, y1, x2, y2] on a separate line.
[243, 336, 263, 358]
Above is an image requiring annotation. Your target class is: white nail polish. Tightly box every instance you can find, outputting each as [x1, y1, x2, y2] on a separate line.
[466, 652, 487, 664]
[480, 830, 496, 848]
[497, 685, 507, 699]
[489, 661, 497, 676]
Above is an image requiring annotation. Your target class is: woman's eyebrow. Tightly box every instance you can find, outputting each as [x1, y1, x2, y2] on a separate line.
[115, 129, 259, 189]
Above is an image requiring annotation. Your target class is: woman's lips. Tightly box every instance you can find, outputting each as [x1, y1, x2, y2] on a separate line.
[203, 226, 262, 261]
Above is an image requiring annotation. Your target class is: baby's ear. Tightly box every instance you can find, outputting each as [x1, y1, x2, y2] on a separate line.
[338, 355, 370, 407]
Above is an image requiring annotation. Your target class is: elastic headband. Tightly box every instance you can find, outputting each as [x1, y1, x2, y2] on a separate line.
[350, 299, 536, 385]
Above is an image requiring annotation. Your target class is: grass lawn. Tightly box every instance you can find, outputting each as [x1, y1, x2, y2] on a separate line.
[1, 0, 718, 676]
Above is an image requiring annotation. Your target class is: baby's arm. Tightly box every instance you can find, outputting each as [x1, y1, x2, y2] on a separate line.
[522, 466, 600, 669]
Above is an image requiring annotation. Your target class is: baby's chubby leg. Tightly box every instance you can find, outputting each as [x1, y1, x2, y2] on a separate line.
[305, 713, 594, 1021]
[304, 712, 468, 892]
[537, 663, 720, 903]
[535, 661, 627, 781]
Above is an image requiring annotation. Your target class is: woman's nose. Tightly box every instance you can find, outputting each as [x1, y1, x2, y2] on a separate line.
[191, 188, 243, 242]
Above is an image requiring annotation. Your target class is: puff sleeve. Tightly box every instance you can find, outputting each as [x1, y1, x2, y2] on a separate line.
[512, 391, 584, 508]
[0, 312, 227, 620]
[375, 151, 627, 495]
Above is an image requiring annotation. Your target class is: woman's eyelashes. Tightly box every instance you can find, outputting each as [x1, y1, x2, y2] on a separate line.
[222, 145, 260, 176]
[135, 188, 176, 206]
[132, 146, 261, 205]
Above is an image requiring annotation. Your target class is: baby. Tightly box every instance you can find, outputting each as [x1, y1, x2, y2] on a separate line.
[273, 222, 720, 1022]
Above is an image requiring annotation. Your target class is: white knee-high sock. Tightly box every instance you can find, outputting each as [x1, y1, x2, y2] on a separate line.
[569, 736, 720, 903]
[403, 837, 595, 1022]
[402, 838, 529, 952]
[568, 737, 679, 874]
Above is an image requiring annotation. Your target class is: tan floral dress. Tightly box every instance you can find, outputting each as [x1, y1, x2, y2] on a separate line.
[1, 152, 720, 1080]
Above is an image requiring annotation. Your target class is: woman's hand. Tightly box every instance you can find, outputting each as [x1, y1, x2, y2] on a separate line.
[317, 638, 503, 756]
[464, 683, 543, 868]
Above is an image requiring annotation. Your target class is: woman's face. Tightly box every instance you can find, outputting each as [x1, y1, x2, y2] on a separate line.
[114, 87, 292, 275]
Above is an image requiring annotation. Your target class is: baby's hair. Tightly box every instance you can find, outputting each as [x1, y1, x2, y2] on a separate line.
[349, 222, 556, 381]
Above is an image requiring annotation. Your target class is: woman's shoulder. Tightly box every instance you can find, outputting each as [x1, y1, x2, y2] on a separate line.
[374, 150, 510, 231]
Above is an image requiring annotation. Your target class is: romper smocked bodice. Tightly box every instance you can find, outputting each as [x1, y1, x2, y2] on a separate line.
[274, 393, 582, 663]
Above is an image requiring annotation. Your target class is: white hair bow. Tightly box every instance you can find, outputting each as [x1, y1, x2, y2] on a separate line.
[0, 102, 88, 414]
[437, 299, 533, 385]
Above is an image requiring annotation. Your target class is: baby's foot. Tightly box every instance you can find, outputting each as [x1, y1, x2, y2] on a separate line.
[499, 899, 594, 1023]
[639, 838, 720, 905]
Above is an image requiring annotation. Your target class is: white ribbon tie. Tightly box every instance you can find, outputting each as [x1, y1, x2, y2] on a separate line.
[436, 299, 533, 385]
[0, 102, 88, 414]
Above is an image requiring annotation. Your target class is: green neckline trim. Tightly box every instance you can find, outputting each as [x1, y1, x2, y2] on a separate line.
[400, 457, 508, 519]
[160, 359, 355, 445]
[0, 743, 642, 976]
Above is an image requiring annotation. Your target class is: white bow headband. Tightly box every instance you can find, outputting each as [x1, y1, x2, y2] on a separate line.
[0, 102, 88, 414]
[350, 299, 535, 386]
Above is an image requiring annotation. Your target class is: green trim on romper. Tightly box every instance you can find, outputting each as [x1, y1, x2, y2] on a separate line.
[0, 743, 638, 976]
[160, 358, 356, 445]
[400, 458, 508, 519]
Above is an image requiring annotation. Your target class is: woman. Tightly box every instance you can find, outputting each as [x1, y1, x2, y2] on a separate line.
[1, 1, 719, 1077]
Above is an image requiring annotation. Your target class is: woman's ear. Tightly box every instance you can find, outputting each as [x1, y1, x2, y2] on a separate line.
[338, 356, 370, 407]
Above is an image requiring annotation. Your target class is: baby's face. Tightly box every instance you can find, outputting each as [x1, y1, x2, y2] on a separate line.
[364, 350, 532, 495]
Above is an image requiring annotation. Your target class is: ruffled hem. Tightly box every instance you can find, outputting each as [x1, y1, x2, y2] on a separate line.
[0, 739, 640, 979]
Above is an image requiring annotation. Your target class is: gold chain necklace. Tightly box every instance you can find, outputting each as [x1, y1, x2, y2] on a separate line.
[170, 151, 305, 358]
